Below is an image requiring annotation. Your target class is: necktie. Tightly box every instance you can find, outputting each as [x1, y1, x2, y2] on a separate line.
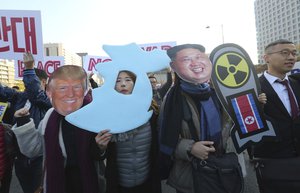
[277, 79, 299, 119]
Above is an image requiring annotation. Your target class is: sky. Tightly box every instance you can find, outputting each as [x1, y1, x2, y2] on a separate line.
[2, 0, 258, 62]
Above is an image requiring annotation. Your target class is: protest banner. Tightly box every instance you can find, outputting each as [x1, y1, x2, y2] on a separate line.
[0, 10, 44, 61]
[14, 56, 64, 79]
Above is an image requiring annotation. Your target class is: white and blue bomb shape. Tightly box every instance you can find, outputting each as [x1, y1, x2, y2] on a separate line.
[65, 43, 170, 133]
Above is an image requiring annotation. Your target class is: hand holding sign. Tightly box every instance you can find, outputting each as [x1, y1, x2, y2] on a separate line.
[23, 52, 35, 69]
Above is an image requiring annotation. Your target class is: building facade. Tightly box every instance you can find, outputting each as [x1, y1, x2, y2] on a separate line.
[44, 43, 82, 66]
[0, 59, 16, 87]
[254, 0, 300, 64]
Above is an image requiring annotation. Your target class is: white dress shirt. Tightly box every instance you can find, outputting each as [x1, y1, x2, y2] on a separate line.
[263, 71, 298, 116]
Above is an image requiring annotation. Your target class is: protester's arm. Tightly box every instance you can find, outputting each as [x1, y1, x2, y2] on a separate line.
[23, 70, 41, 97]
[0, 83, 18, 102]
[23, 70, 51, 109]
[22, 52, 42, 100]
[94, 129, 112, 159]
[12, 107, 44, 158]
[174, 138, 195, 161]
[22, 52, 52, 109]
[158, 96, 209, 162]
[30, 91, 52, 109]
[90, 135, 107, 160]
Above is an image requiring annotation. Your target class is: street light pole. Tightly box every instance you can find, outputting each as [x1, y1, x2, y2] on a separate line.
[221, 24, 224, 44]
[205, 24, 224, 44]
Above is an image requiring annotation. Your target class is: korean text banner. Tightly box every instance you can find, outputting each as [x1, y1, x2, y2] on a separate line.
[0, 10, 44, 61]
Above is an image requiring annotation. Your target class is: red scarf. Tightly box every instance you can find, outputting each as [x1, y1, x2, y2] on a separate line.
[44, 93, 99, 193]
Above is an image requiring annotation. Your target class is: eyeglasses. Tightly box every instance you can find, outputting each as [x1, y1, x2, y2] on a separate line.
[267, 49, 299, 58]
[174, 54, 207, 65]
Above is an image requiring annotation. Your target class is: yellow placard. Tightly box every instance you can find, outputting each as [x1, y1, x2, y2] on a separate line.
[0, 102, 8, 122]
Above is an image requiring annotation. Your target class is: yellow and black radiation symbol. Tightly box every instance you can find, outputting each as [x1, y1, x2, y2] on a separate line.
[214, 52, 250, 88]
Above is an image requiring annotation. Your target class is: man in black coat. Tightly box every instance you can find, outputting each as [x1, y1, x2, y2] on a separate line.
[253, 39, 300, 193]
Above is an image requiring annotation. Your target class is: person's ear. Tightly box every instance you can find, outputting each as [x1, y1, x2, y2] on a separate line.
[169, 61, 173, 68]
[41, 79, 47, 90]
[46, 90, 52, 103]
[170, 61, 176, 72]
[263, 54, 269, 64]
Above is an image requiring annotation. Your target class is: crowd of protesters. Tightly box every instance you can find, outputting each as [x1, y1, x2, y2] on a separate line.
[0, 39, 299, 193]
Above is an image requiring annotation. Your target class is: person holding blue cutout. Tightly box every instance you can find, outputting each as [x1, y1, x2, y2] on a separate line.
[96, 70, 161, 193]
[12, 65, 106, 193]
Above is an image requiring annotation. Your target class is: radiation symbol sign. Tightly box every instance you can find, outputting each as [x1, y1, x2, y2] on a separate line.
[215, 52, 250, 88]
[210, 43, 276, 154]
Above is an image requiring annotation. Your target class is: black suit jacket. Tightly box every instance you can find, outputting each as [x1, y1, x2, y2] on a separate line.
[253, 74, 300, 158]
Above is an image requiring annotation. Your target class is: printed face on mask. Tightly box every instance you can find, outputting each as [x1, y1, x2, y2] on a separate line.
[171, 48, 212, 84]
[47, 78, 85, 116]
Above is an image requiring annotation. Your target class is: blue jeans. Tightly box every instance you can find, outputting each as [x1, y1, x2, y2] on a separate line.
[14, 155, 43, 193]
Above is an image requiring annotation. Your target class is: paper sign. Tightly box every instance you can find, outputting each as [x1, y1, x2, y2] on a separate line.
[0, 102, 8, 122]
[0, 10, 44, 61]
[14, 56, 64, 79]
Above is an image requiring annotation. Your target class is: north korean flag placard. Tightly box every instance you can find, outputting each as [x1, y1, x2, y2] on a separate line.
[231, 92, 264, 135]
[209, 43, 276, 153]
